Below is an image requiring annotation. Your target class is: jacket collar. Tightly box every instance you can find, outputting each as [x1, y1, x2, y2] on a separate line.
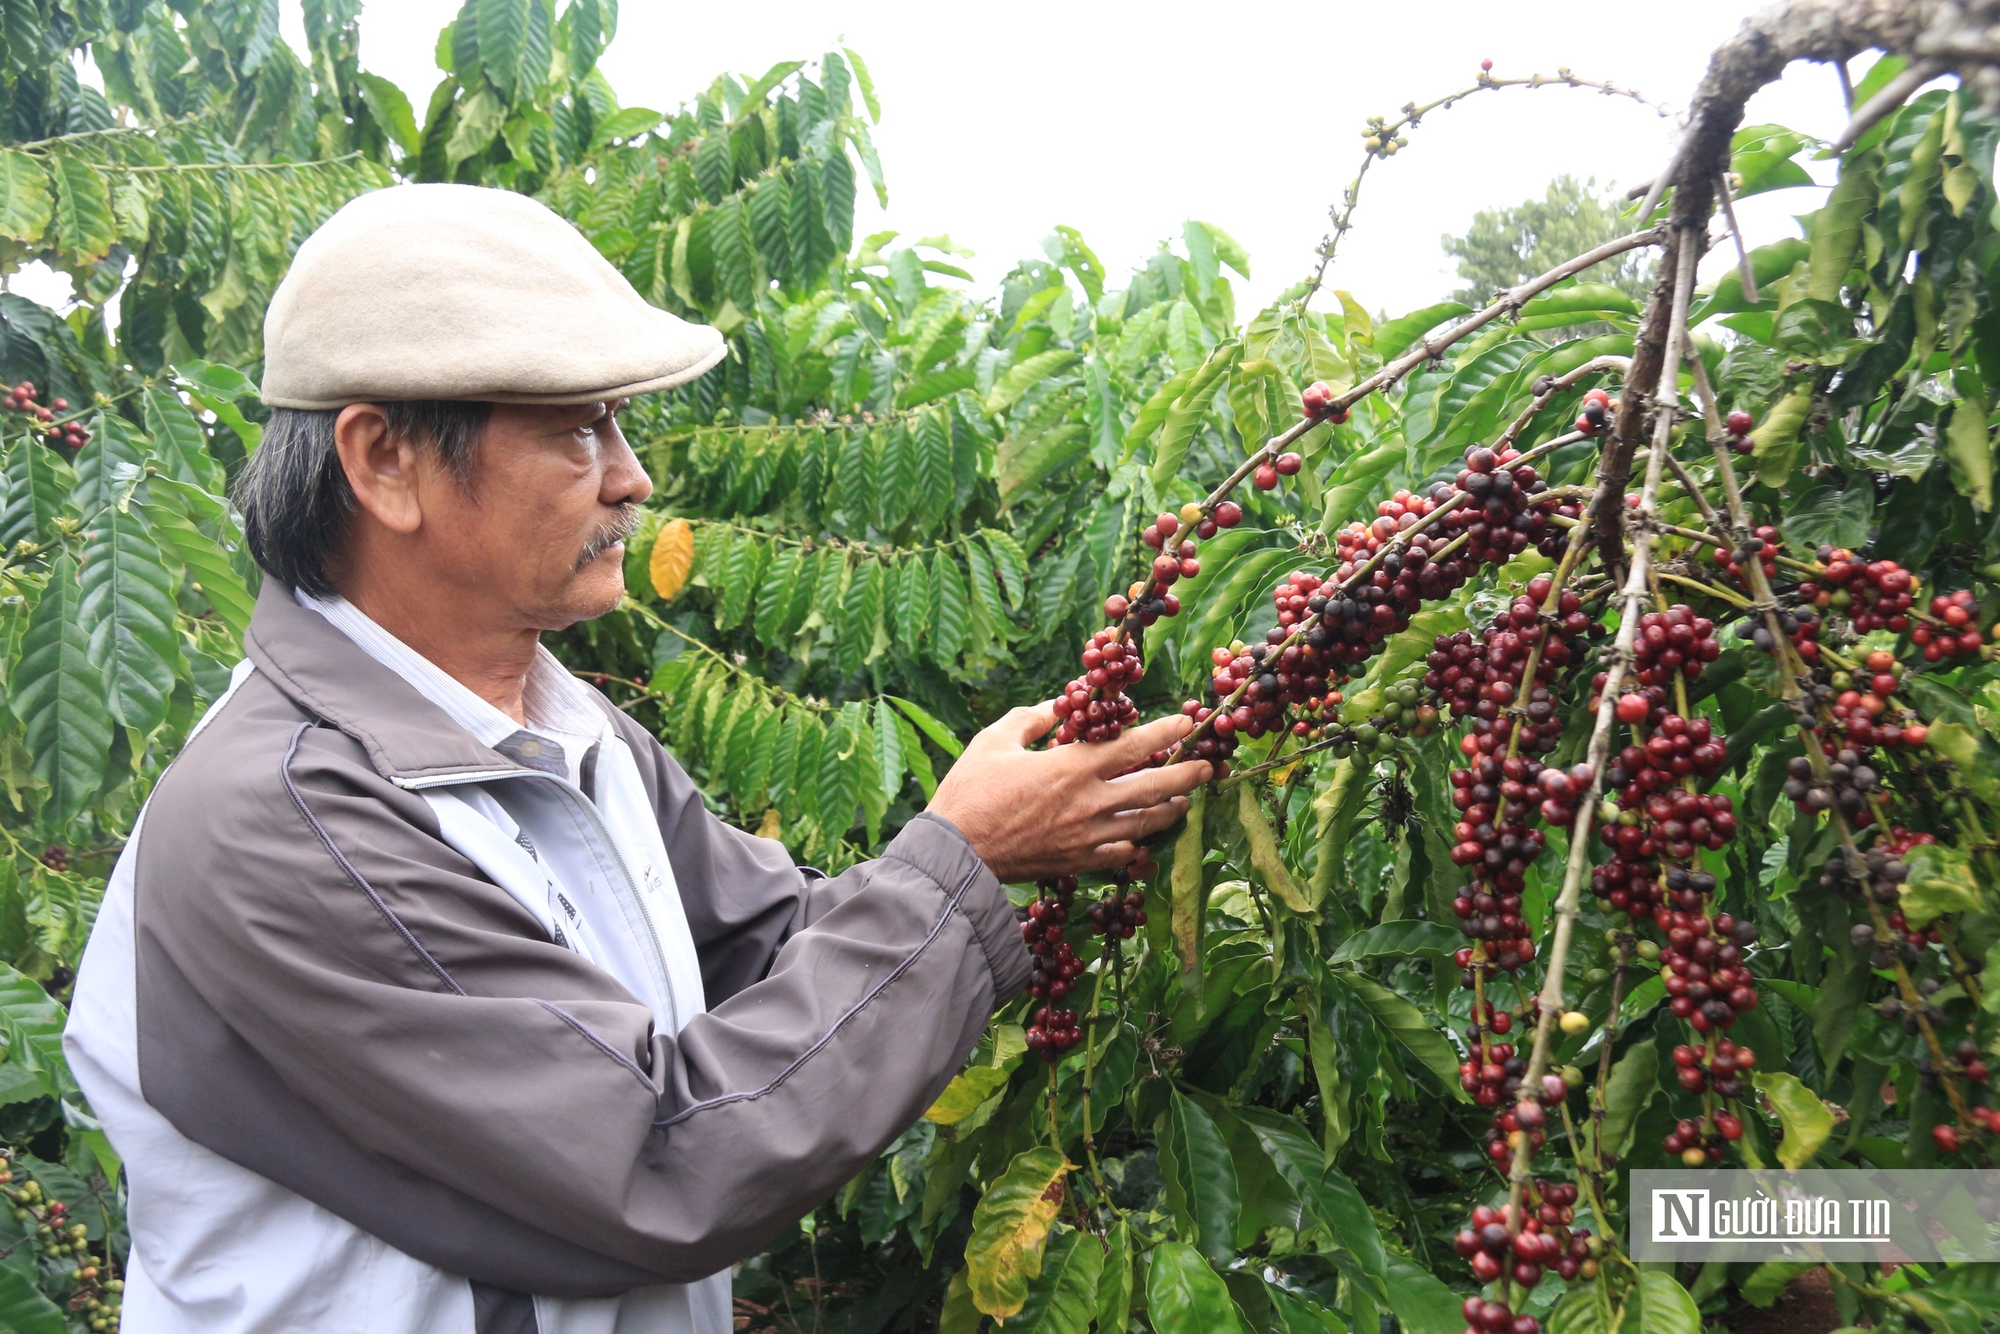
[242, 577, 594, 785]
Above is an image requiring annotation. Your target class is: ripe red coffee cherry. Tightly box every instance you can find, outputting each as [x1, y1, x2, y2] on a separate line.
[1301, 380, 1336, 418]
[1480, 57, 1493, 71]
[1103, 594, 1130, 620]
[1934, 1124, 1962, 1153]
[1254, 465, 1280, 490]
[1725, 410, 1753, 435]
[1213, 500, 1243, 527]
[1615, 693, 1649, 724]
[1274, 452, 1303, 476]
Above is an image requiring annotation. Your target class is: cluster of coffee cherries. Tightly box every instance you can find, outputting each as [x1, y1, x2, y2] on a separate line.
[1710, 524, 1780, 587]
[1742, 605, 1822, 667]
[1798, 548, 1917, 633]
[1941, 1037, 1997, 1153]
[1052, 627, 1144, 745]
[1021, 876, 1085, 1058]
[2, 1155, 120, 1327]
[1625, 604, 1724, 688]
[1445, 756, 1572, 971]
[1911, 588, 1985, 662]
[1662, 1110, 1742, 1166]
[1669, 1036, 1755, 1100]
[1724, 408, 1755, 455]
[1573, 386, 1614, 435]
[1825, 651, 1928, 753]
[1451, 1184, 1586, 1288]
[1477, 1065, 1567, 1169]
[1454, 1002, 1523, 1103]
[1780, 748, 1883, 821]
[1438, 445, 1560, 563]
[1429, 575, 1594, 760]
[1084, 883, 1146, 939]
[4, 380, 87, 451]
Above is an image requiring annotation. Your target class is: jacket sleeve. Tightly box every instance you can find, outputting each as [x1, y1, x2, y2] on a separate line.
[133, 711, 1032, 1288]
[605, 709, 1003, 1007]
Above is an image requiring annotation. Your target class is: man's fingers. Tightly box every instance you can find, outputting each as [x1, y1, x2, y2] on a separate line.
[980, 701, 1057, 752]
[1089, 798, 1193, 848]
[1089, 712, 1195, 775]
[1098, 758, 1212, 811]
[1082, 840, 1142, 872]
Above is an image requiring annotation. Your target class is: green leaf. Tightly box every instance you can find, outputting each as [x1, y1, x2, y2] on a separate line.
[1330, 920, 1466, 963]
[446, 86, 507, 166]
[1096, 1220, 1134, 1333]
[1638, 1272, 1702, 1334]
[1014, 1227, 1104, 1334]
[357, 72, 421, 154]
[888, 694, 963, 759]
[1740, 1261, 1812, 1309]
[752, 545, 802, 645]
[1315, 440, 1403, 535]
[887, 707, 935, 801]
[0, 150, 50, 243]
[140, 481, 255, 641]
[1330, 970, 1467, 1096]
[474, 0, 530, 94]
[1233, 1106, 1388, 1293]
[891, 554, 931, 647]
[14, 557, 110, 824]
[50, 152, 113, 264]
[997, 423, 1088, 506]
[1752, 383, 1815, 488]
[1150, 341, 1241, 491]
[0, 439, 77, 551]
[1384, 1254, 1471, 1334]
[964, 1146, 1070, 1319]
[928, 554, 970, 662]
[1145, 1241, 1242, 1334]
[984, 349, 1081, 415]
[79, 500, 179, 734]
[142, 385, 221, 492]
[1947, 398, 1992, 513]
[1156, 1085, 1241, 1266]
[1171, 785, 1206, 982]
[1753, 1070, 1837, 1168]
[1589, 1041, 1658, 1164]
[1902, 839, 1985, 926]
[981, 529, 1028, 608]
[1513, 281, 1637, 328]
[872, 696, 903, 808]
[590, 106, 664, 148]
[0, 961, 71, 1095]
[1373, 301, 1472, 359]
[0, 1265, 65, 1334]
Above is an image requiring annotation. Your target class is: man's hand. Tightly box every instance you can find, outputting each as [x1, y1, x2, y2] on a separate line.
[926, 704, 1212, 883]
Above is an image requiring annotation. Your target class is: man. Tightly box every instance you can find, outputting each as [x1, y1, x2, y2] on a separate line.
[62, 184, 1210, 1334]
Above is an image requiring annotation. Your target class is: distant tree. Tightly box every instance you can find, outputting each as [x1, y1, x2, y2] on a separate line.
[1441, 174, 1655, 308]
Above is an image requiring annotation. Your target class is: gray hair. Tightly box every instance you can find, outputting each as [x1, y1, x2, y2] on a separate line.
[235, 401, 493, 599]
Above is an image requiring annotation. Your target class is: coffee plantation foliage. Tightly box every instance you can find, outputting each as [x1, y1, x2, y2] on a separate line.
[0, 1, 1983, 1332]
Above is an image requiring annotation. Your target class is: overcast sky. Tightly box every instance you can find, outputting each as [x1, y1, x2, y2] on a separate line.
[7, 4, 1872, 321]
[299, 0, 1861, 318]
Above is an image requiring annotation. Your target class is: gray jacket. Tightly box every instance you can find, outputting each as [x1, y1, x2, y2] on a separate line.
[65, 581, 1030, 1325]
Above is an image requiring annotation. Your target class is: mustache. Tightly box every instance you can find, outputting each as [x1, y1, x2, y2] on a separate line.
[575, 505, 641, 572]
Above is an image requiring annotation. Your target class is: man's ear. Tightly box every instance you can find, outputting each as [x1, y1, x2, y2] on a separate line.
[334, 403, 425, 536]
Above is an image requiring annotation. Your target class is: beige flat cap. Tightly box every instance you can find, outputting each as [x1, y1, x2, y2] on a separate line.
[260, 184, 726, 409]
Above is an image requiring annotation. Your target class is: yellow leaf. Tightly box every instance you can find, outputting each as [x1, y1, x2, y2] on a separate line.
[649, 518, 695, 600]
[965, 1147, 1071, 1319]
[924, 1065, 1012, 1125]
[1239, 782, 1320, 917]
[754, 808, 782, 840]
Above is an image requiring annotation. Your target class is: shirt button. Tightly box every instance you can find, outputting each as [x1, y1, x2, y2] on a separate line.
[518, 738, 542, 757]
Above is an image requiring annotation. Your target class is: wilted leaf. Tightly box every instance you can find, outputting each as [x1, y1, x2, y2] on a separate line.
[649, 517, 695, 600]
[964, 1146, 1069, 1319]
[1753, 1070, 1835, 1168]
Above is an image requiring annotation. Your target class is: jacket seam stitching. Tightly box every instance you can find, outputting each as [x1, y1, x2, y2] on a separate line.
[530, 1000, 659, 1096]
[653, 865, 979, 1127]
[281, 722, 468, 998]
[882, 842, 1011, 987]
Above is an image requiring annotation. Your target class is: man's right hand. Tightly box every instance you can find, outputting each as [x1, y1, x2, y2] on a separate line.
[925, 704, 1212, 883]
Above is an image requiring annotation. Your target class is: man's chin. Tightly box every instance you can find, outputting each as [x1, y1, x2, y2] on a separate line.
[541, 559, 627, 629]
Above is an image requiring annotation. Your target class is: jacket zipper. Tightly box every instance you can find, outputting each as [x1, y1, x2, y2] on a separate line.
[392, 767, 682, 1034]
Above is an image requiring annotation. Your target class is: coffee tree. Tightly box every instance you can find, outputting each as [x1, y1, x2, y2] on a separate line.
[0, 0, 1991, 1332]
